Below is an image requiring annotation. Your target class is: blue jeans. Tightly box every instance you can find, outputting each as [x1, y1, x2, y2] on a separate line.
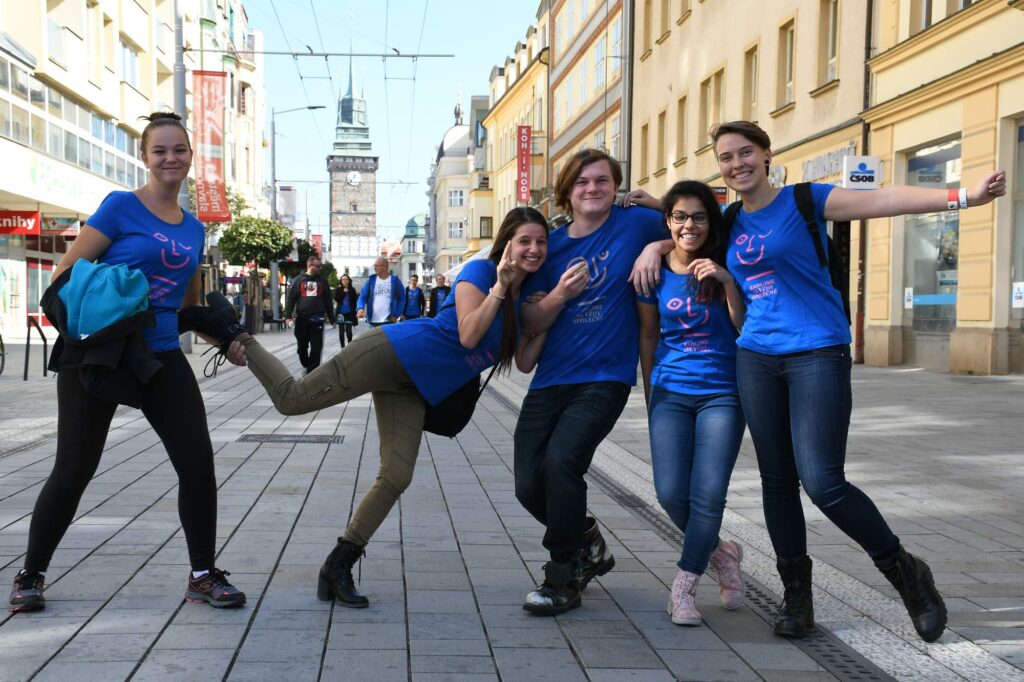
[648, 386, 745, 575]
[736, 345, 899, 560]
[514, 381, 631, 561]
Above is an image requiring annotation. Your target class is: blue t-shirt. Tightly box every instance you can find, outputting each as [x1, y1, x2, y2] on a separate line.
[384, 259, 514, 406]
[524, 205, 668, 389]
[87, 191, 205, 352]
[404, 287, 423, 317]
[338, 295, 352, 315]
[725, 184, 850, 354]
[435, 288, 449, 311]
[638, 268, 738, 395]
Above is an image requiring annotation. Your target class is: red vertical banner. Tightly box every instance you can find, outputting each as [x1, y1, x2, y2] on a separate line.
[311, 234, 323, 257]
[193, 71, 231, 223]
[517, 125, 532, 204]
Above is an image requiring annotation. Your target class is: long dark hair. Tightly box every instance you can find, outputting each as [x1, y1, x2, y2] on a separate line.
[339, 273, 352, 290]
[660, 180, 727, 303]
[488, 206, 549, 373]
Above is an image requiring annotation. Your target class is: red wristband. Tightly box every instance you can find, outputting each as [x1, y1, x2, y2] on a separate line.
[947, 189, 959, 211]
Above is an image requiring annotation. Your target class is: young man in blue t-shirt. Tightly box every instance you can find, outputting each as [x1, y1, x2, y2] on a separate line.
[515, 149, 669, 615]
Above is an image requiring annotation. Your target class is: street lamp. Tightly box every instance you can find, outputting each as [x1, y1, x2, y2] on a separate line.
[269, 105, 324, 322]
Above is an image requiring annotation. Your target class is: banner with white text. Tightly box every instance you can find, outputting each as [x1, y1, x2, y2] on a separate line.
[193, 71, 231, 223]
[517, 125, 532, 204]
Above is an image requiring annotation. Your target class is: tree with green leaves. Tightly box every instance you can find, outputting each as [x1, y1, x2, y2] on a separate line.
[187, 181, 249, 235]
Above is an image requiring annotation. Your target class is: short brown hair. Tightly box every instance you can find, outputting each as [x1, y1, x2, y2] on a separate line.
[306, 255, 322, 265]
[554, 148, 623, 214]
[709, 120, 772, 153]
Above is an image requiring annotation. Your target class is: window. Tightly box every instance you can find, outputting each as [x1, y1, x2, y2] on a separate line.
[12, 65, 28, 101]
[29, 76, 45, 111]
[11, 105, 29, 144]
[675, 96, 687, 161]
[777, 21, 795, 107]
[480, 216, 493, 239]
[642, 0, 653, 54]
[655, 111, 666, 173]
[946, 0, 972, 13]
[610, 18, 623, 72]
[660, 0, 671, 36]
[1013, 122, 1024, 321]
[594, 40, 606, 90]
[47, 87, 61, 118]
[448, 221, 465, 239]
[566, 74, 574, 121]
[700, 69, 724, 137]
[0, 101, 9, 138]
[555, 15, 564, 57]
[91, 143, 103, 175]
[579, 62, 587, 107]
[610, 115, 621, 158]
[903, 138, 961, 331]
[48, 121, 62, 155]
[449, 256, 462, 267]
[910, 0, 933, 35]
[639, 123, 650, 179]
[730, 46, 752, 121]
[819, 0, 839, 84]
[120, 40, 139, 88]
[30, 114, 45, 151]
[78, 137, 90, 169]
[448, 190, 465, 207]
[0, 56, 8, 92]
[63, 129, 78, 164]
[595, 129, 606, 152]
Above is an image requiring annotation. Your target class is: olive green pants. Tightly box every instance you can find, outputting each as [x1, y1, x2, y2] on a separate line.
[241, 328, 425, 546]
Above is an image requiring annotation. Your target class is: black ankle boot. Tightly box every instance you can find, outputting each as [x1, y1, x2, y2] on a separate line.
[317, 538, 369, 608]
[580, 517, 615, 590]
[774, 555, 814, 638]
[523, 557, 582, 616]
[177, 292, 248, 351]
[875, 546, 946, 643]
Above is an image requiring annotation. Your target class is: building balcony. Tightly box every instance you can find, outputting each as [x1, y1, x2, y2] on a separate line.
[155, 22, 173, 71]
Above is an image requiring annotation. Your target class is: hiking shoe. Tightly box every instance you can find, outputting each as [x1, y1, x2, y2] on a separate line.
[708, 539, 745, 610]
[523, 560, 582, 616]
[178, 292, 248, 351]
[580, 517, 615, 590]
[185, 569, 246, 608]
[668, 569, 702, 626]
[875, 546, 946, 643]
[9, 570, 45, 613]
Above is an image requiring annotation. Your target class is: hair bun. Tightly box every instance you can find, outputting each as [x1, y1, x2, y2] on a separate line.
[143, 112, 182, 123]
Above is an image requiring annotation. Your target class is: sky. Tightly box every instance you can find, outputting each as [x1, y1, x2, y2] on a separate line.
[243, 0, 542, 241]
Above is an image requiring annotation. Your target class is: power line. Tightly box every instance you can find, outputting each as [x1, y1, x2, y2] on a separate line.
[381, 0, 395, 181]
[406, 0, 430, 179]
[182, 48, 453, 58]
[268, 0, 328, 155]
[308, 0, 336, 102]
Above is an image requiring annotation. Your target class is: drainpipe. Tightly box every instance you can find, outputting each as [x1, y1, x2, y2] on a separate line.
[621, 0, 635, 189]
[855, 0, 875, 364]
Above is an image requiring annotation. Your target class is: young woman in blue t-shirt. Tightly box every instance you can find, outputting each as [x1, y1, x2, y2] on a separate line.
[219, 208, 552, 608]
[635, 181, 747, 627]
[709, 120, 1006, 643]
[9, 113, 246, 613]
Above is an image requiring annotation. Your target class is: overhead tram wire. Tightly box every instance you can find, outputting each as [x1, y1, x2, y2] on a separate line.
[382, 0, 395, 187]
[406, 0, 430, 179]
[268, 0, 328, 155]
[307, 0, 336, 101]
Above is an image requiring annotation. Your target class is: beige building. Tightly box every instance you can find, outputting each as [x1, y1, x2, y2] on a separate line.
[0, 1, 267, 336]
[465, 94, 494, 262]
[631, 0, 870, 353]
[862, 0, 1024, 374]
[483, 11, 550, 226]
[548, 0, 632, 218]
[427, 105, 472, 276]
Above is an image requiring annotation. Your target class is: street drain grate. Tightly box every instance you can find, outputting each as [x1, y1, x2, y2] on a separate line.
[236, 434, 342, 444]
[585, 466, 894, 682]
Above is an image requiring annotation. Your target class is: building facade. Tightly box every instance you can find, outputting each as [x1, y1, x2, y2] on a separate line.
[547, 0, 632, 218]
[465, 94, 494, 263]
[427, 105, 472, 276]
[398, 214, 427, 282]
[630, 0, 870, 356]
[862, 0, 1024, 374]
[327, 61, 379, 279]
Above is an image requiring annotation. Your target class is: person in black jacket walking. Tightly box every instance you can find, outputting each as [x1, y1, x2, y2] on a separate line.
[428, 274, 451, 317]
[285, 256, 336, 373]
[333, 273, 359, 347]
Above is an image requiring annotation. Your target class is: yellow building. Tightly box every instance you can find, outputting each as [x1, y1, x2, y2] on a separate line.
[630, 0, 870, 355]
[548, 0, 629, 218]
[862, 0, 1024, 374]
[483, 12, 550, 226]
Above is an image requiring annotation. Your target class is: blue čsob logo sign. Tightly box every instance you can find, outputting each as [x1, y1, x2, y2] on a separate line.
[849, 162, 876, 184]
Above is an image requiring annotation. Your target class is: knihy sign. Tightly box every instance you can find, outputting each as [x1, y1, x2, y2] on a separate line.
[842, 156, 881, 190]
[0, 210, 40, 235]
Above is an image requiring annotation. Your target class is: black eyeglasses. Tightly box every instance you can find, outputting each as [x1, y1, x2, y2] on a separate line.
[667, 211, 709, 226]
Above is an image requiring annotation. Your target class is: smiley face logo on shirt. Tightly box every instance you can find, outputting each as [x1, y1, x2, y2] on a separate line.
[666, 296, 709, 331]
[153, 232, 192, 270]
[733, 231, 773, 267]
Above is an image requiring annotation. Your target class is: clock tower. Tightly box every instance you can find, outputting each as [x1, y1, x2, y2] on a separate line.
[327, 57, 379, 277]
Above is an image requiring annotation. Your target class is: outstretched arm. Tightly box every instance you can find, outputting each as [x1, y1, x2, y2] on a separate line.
[823, 170, 1006, 222]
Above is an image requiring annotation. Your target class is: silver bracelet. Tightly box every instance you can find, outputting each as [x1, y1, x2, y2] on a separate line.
[489, 288, 506, 300]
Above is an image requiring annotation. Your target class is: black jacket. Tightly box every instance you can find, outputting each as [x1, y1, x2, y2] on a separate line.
[42, 268, 162, 408]
[428, 286, 452, 318]
[333, 286, 359, 323]
[286, 273, 336, 323]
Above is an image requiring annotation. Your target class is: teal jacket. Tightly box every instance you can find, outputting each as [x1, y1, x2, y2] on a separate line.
[58, 260, 150, 340]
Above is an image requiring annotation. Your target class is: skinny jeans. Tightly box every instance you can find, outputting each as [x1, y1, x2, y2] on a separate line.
[513, 381, 631, 562]
[648, 387, 745, 575]
[735, 344, 899, 560]
[25, 350, 218, 572]
[242, 328, 424, 546]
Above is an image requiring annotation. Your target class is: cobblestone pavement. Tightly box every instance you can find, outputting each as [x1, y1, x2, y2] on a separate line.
[0, 327, 1021, 681]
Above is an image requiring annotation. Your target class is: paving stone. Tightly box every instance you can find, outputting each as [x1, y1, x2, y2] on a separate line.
[33, 661, 136, 682]
[51, 632, 158, 662]
[587, 671, 676, 682]
[411, 654, 496, 674]
[328, 622, 407, 650]
[492, 647, 588, 682]
[131, 649, 236, 681]
[732, 642, 823, 672]
[321, 648, 408, 681]
[570, 636, 664, 669]
[659, 648, 761, 681]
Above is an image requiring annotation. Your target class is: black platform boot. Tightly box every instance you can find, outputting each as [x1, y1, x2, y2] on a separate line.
[774, 555, 814, 638]
[317, 538, 369, 608]
[875, 546, 947, 643]
[580, 517, 615, 590]
[523, 557, 582, 616]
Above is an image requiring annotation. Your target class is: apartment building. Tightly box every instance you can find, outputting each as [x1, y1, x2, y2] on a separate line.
[427, 104, 473, 276]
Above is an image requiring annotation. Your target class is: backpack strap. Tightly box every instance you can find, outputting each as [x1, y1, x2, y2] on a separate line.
[722, 200, 743, 232]
[794, 182, 828, 268]
[477, 364, 499, 397]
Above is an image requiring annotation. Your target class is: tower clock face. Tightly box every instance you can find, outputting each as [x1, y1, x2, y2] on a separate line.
[346, 171, 361, 186]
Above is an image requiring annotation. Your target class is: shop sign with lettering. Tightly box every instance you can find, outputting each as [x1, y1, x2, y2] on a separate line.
[802, 142, 857, 182]
[0, 211, 40, 235]
[841, 156, 882, 190]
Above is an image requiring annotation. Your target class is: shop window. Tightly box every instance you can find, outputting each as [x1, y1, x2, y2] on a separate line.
[1012, 122, 1024, 321]
[903, 139, 961, 331]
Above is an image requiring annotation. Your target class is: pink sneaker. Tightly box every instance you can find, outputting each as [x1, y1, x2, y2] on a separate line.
[708, 539, 745, 610]
[668, 569, 702, 626]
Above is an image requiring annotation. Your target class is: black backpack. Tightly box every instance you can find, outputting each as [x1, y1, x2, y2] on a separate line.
[423, 365, 498, 437]
[723, 182, 851, 323]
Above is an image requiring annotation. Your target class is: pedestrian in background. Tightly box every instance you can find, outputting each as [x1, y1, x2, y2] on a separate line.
[9, 112, 246, 613]
[708, 120, 1005, 643]
[514, 148, 670, 616]
[213, 208, 551, 609]
[357, 257, 404, 327]
[630, 180, 747, 627]
[401, 274, 425, 321]
[285, 255, 336, 374]
[428, 273, 451, 317]
[333, 273, 358, 348]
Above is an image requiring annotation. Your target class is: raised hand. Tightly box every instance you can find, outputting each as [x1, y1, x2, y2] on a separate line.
[968, 170, 1007, 206]
[496, 240, 518, 289]
[620, 188, 659, 209]
[687, 258, 732, 284]
[555, 260, 589, 301]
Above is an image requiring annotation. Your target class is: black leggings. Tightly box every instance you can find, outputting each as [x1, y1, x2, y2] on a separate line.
[25, 350, 218, 572]
[339, 320, 354, 347]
